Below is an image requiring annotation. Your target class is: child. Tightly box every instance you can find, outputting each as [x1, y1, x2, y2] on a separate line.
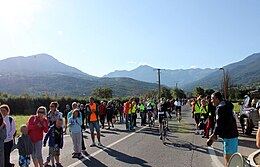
[43, 119, 64, 167]
[17, 125, 33, 167]
[68, 109, 82, 158]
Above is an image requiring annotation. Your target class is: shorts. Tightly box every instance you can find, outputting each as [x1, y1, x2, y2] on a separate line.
[19, 155, 30, 166]
[222, 137, 238, 155]
[32, 141, 43, 161]
[49, 144, 60, 157]
[158, 113, 166, 124]
[194, 113, 200, 124]
[89, 121, 100, 133]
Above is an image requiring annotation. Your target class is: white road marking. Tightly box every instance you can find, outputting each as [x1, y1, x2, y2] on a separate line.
[207, 147, 224, 167]
[68, 125, 148, 167]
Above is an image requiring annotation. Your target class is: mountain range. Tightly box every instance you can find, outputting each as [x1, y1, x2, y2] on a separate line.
[0, 53, 259, 97]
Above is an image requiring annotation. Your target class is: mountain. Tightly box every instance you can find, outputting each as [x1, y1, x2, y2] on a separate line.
[0, 54, 157, 97]
[0, 53, 96, 79]
[184, 53, 260, 91]
[104, 65, 217, 87]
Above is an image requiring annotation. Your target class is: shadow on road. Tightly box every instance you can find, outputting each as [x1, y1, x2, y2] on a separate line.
[80, 156, 108, 167]
[239, 138, 258, 149]
[102, 147, 152, 167]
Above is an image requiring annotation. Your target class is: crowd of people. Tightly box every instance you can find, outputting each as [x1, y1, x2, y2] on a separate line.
[0, 93, 259, 167]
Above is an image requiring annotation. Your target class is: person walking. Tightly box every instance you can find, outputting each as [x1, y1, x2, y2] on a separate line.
[0, 104, 16, 167]
[193, 97, 202, 135]
[106, 101, 114, 130]
[131, 101, 137, 128]
[0, 112, 7, 167]
[27, 106, 48, 167]
[99, 101, 106, 129]
[86, 97, 102, 147]
[208, 92, 239, 167]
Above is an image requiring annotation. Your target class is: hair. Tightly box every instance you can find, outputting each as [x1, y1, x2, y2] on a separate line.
[37, 106, 47, 115]
[89, 97, 94, 101]
[212, 91, 223, 101]
[50, 101, 59, 108]
[20, 124, 27, 131]
[73, 109, 80, 117]
[0, 104, 11, 114]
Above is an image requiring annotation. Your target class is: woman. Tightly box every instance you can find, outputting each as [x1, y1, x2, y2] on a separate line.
[0, 111, 7, 167]
[0, 104, 16, 167]
[27, 106, 48, 167]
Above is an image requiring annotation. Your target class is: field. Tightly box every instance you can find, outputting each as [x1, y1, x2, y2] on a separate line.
[13, 115, 31, 137]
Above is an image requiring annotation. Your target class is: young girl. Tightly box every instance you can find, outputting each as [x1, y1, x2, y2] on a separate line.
[68, 109, 82, 158]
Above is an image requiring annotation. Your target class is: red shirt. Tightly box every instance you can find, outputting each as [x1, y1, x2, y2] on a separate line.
[99, 104, 106, 115]
[27, 115, 48, 143]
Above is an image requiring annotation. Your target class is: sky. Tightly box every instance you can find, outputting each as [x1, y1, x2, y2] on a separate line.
[0, 0, 260, 77]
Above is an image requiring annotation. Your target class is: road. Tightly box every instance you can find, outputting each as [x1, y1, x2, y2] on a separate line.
[11, 106, 258, 167]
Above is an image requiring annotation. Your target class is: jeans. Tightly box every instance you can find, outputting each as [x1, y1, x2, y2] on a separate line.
[125, 114, 133, 130]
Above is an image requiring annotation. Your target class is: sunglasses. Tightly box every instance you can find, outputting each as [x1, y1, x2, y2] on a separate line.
[50, 106, 55, 108]
[38, 112, 45, 114]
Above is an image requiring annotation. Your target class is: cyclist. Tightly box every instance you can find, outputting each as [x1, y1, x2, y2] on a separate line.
[146, 100, 155, 127]
[158, 99, 167, 140]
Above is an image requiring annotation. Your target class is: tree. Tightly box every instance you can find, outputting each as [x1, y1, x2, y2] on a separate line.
[172, 88, 186, 99]
[194, 87, 205, 96]
[92, 88, 113, 98]
[161, 87, 172, 99]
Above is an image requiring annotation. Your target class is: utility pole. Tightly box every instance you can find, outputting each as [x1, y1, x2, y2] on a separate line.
[157, 69, 161, 99]
[220, 68, 227, 100]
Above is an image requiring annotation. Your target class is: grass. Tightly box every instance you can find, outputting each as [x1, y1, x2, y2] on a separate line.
[233, 103, 241, 113]
[13, 115, 31, 137]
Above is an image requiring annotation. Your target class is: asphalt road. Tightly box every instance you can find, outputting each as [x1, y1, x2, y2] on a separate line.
[11, 106, 259, 167]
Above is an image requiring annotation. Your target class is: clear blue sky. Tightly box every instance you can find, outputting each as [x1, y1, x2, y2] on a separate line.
[0, 0, 260, 76]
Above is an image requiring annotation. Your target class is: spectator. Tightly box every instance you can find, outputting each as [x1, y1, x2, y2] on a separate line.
[17, 125, 33, 167]
[106, 101, 114, 130]
[0, 104, 16, 167]
[79, 104, 86, 130]
[208, 92, 239, 167]
[0, 111, 7, 167]
[63, 104, 70, 134]
[68, 109, 82, 158]
[47, 102, 63, 127]
[99, 101, 107, 129]
[27, 106, 48, 167]
[68, 102, 87, 155]
[43, 119, 64, 167]
[86, 97, 102, 147]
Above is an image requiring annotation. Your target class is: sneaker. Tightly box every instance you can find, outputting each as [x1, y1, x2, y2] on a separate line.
[56, 163, 63, 167]
[82, 150, 89, 155]
[160, 136, 162, 140]
[90, 143, 96, 147]
[77, 153, 83, 159]
[98, 142, 103, 147]
[72, 154, 78, 158]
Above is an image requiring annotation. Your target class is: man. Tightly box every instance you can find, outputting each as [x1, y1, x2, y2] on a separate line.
[158, 99, 167, 140]
[208, 92, 238, 167]
[99, 101, 106, 129]
[86, 97, 102, 147]
[193, 97, 202, 135]
[124, 99, 132, 131]
[0, 104, 16, 167]
[139, 100, 146, 126]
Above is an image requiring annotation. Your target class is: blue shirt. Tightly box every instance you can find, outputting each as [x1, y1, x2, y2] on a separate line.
[68, 117, 82, 133]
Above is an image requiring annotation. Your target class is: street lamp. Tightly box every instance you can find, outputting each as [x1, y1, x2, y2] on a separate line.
[219, 68, 227, 99]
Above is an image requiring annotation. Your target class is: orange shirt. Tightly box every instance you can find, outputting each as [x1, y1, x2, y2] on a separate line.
[89, 103, 98, 122]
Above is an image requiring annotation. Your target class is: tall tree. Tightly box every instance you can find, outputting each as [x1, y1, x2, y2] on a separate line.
[194, 87, 205, 96]
[92, 88, 113, 98]
[161, 87, 172, 99]
[172, 88, 186, 99]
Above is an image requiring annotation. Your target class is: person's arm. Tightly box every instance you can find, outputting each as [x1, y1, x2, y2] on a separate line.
[27, 116, 37, 131]
[43, 119, 49, 133]
[43, 128, 50, 146]
[76, 117, 82, 126]
[67, 118, 72, 127]
[257, 123, 260, 148]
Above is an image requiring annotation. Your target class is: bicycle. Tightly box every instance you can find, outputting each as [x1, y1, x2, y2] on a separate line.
[162, 118, 167, 144]
[148, 111, 155, 128]
[176, 108, 182, 123]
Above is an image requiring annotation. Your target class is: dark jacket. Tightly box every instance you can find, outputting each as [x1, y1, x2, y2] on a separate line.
[17, 134, 33, 156]
[214, 101, 238, 139]
[43, 125, 63, 148]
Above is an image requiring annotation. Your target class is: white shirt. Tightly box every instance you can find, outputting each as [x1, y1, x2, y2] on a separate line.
[174, 101, 181, 107]
[4, 115, 16, 143]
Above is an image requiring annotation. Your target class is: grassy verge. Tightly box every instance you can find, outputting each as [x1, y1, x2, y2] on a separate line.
[13, 115, 31, 137]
